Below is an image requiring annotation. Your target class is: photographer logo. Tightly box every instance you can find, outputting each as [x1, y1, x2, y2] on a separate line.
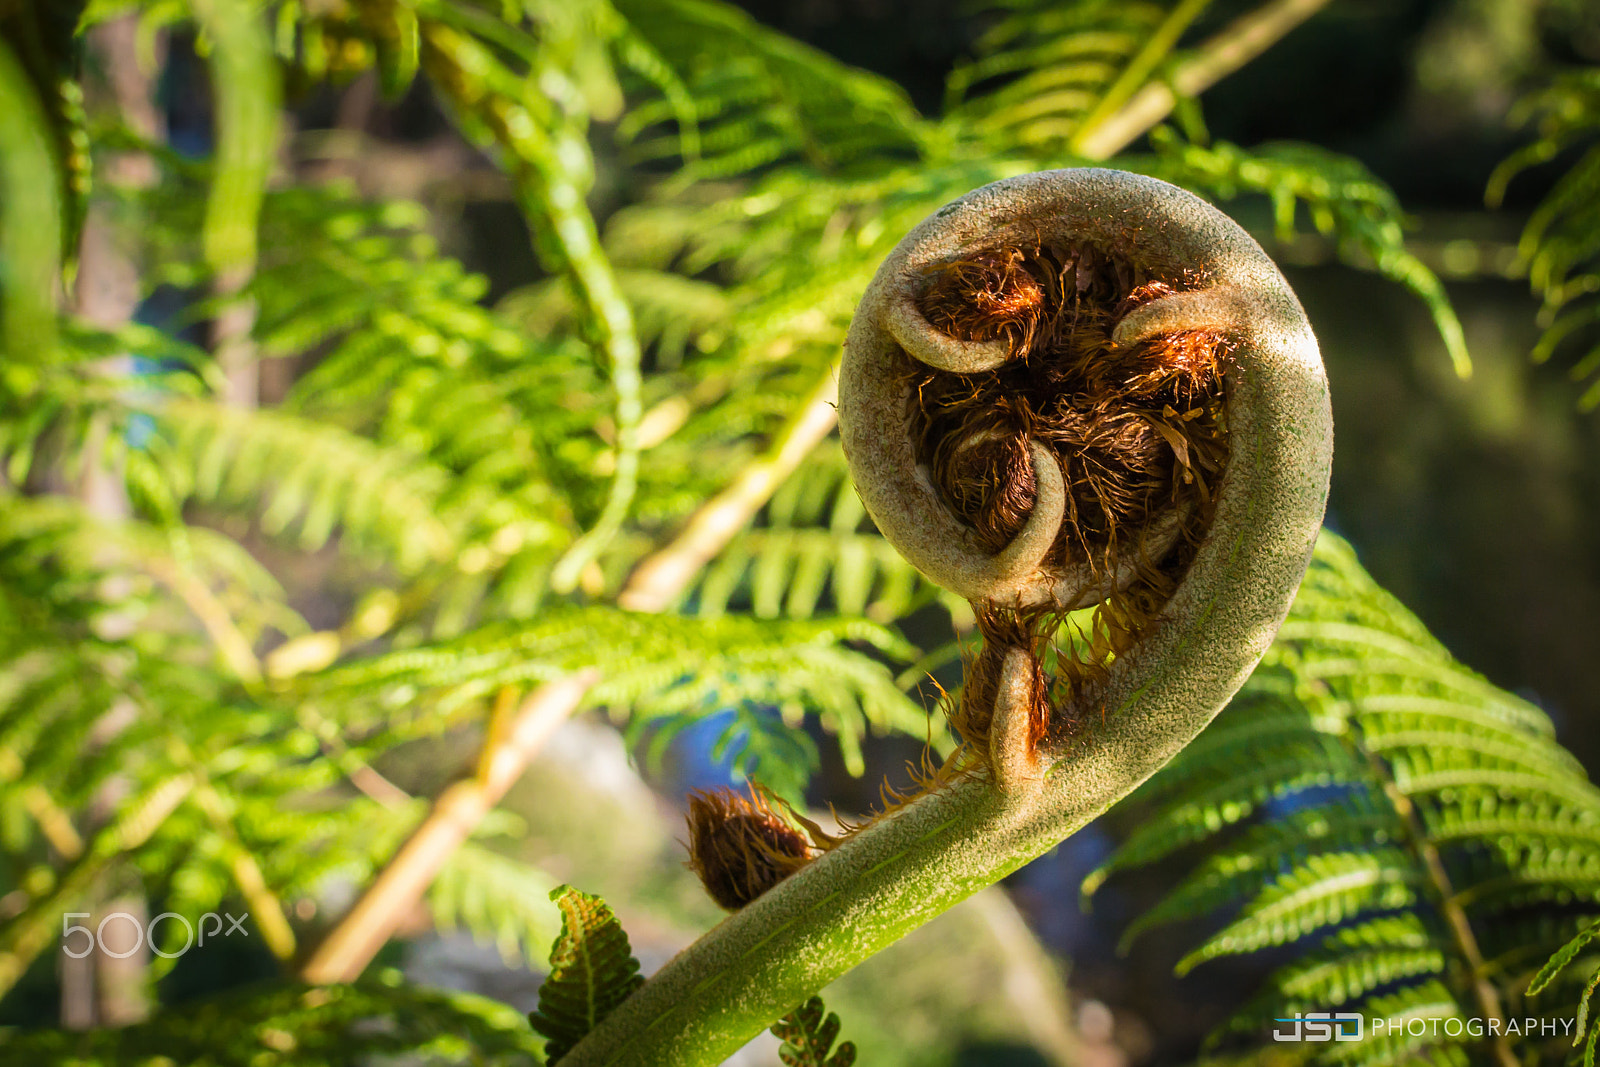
[62, 911, 249, 960]
[1273, 1012, 1363, 1042]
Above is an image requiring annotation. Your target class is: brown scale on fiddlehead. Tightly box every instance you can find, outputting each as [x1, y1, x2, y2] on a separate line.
[685, 785, 839, 911]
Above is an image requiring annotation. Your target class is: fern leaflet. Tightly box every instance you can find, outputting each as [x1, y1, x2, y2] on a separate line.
[770, 995, 858, 1067]
[1489, 67, 1600, 408]
[529, 885, 645, 1063]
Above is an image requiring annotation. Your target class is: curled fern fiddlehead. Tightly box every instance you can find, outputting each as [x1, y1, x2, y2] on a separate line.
[561, 167, 1334, 1066]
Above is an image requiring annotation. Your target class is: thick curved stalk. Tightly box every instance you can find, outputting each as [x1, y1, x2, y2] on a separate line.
[562, 168, 1332, 1066]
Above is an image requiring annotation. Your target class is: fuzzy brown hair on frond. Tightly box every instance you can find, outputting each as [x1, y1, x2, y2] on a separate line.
[919, 248, 1047, 359]
[910, 252, 1228, 567]
[861, 609, 1058, 817]
[909, 244, 1231, 744]
[946, 606, 1052, 764]
[685, 785, 838, 911]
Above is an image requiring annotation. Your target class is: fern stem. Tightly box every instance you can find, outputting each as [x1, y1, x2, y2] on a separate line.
[1074, 0, 1334, 159]
[1356, 725, 1517, 1067]
[187, 0, 275, 406]
[1068, 0, 1213, 157]
[619, 367, 841, 612]
[187, 0, 277, 280]
[296, 705, 411, 808]
[298, 672, 597, 984]
[211, 267, 260, 408]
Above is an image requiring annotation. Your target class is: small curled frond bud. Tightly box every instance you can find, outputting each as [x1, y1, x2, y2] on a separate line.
[685, 785, 837, 911]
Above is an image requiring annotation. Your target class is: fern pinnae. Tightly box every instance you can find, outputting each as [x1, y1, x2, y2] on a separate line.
[687, 445, 938, 623]
[1330, 980, 1467, 1066]
[429, 843, 562, 968]
[154, 398, 457, 570]
[1140, 131, 1471, 377]
[529, 885, 646, 1064]
[1489, 68, 1600, 404]
[943, 0, 1167, 147]
[1529, 918, 1600, 996]
[1387, 758, 1600, 812]
[1176, 849, 1422, 974]
[770, 995, 857, 1067]
[1211, 917, 1446, 1044]
[1359, 721, 1587, 783]
[1095, 533, 1600, 1067]
[1091, 740, 1363, 886]
[1122, 800, 1396, 949]
[1427, 799, 1600, 863]
[1123, 700, 1343, 797]
[1356, 691, 1556, 741]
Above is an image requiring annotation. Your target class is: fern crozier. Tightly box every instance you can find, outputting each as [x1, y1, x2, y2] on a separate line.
[560, 167, 1333, 1066]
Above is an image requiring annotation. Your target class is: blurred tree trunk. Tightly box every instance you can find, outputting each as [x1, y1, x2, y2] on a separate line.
[58, 14, 164, 1031]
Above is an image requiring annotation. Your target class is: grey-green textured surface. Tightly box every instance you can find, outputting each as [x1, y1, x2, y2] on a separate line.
[561, 168, 1333, 1066]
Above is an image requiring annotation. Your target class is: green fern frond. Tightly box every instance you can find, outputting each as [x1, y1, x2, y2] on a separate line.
[616, 0, 926, 178]
[500, 269, 731, 372]
[106, 183, 582, 591]
[1176, 849, 1420, 975]
[151, 398, 458, 571]
[943, 0, 1178, 154]
[529, 885, 645, 1064]
[1488, 67, 1600, 407]
[1530, 917, 1600, 995]
[1140, 131, 1471, 377]
[770, 995, 857, 1067]
[429, 842, 563, 968]
[0, 978, 547, 1065]
[1522, 920, 1600, 1067]
[301, 605, 927, 786]
[1211, 917, 1446, 1046]
[687, 445, 937, 623]
[1087, 736, 1362, 889]
[1097, 530, 1600, 1066]
[1347, 980, 1468, 1066]
[1121, 799, 1395, 948]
